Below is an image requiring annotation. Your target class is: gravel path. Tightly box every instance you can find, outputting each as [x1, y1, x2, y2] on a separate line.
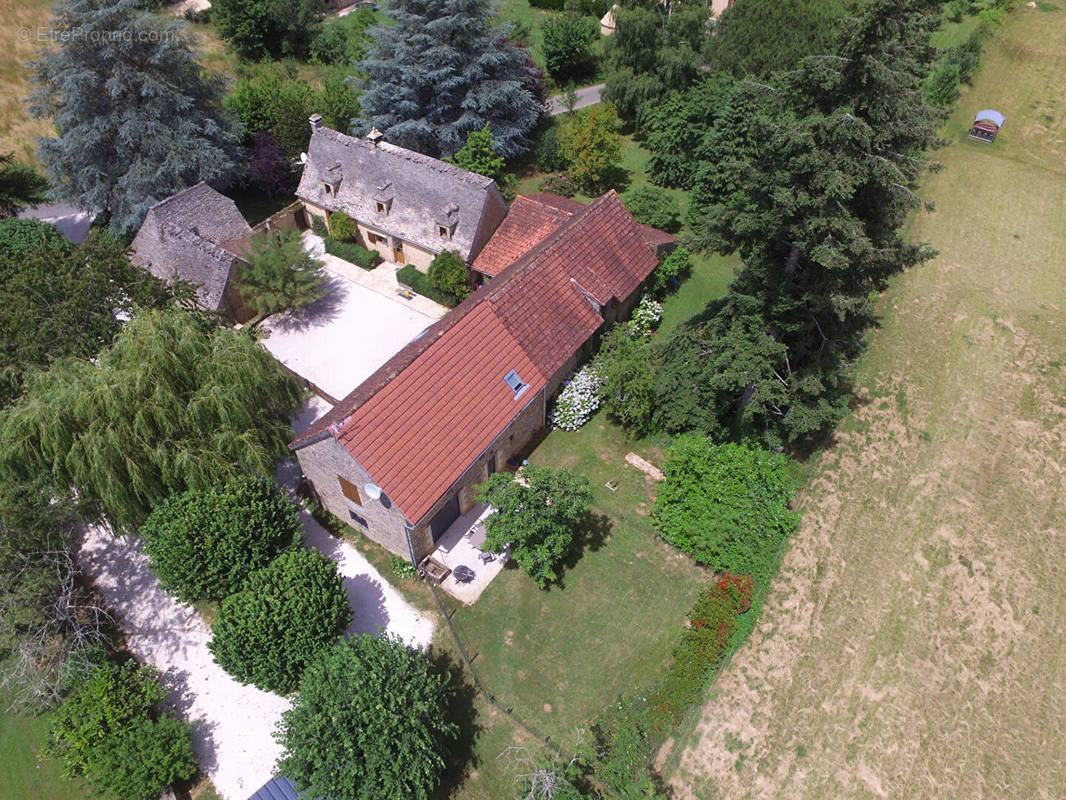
[79, 507, 435, 799]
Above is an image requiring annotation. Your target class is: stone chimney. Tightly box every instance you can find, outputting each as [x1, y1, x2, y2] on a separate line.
[367, 127, 384, 152]
[309, 113, 323, 132]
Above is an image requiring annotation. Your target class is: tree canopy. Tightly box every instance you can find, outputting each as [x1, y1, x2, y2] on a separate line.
[663, 0, 943, 445]
[652, 435, 797, 580]
[45, 657, 196, 800]
[0, 478, 111, 710]
[212, 0, 324, 59]
[707, 0, 851, 78]
[426, 250, 470, 302]
[278, 634, 458, 800]
[140, 477, 303, 603]
[542, 12, 599, 81]
[601, 3, 708, 127]
[0, 308, 303, 532]
[208, 549, 350, 694]
[225, 63, 319, 159]
[237, 229, 328, 320]
[446, 124, 507, 182]
[0, 226, 175, 406]
[28, 0, 239, 236]
[0, 154, 48, 218]
[559, 104, 623, 192]
[355, 0, 542, 158]
[478, 466, 593, 587]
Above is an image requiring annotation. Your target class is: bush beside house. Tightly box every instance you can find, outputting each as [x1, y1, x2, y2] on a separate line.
[140, 477, 303, 604]
[208, 549, 351, 694]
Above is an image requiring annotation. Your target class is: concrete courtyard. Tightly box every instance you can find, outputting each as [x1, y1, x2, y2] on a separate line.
[259, 252, 442, 402]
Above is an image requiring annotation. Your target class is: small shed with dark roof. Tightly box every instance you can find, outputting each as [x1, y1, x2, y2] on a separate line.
[297, 117, 508, 272]
[130, 182, 254, 321]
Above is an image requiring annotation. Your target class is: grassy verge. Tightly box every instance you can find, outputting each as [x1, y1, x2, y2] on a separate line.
[0, 697, 86, 800]
[438, 414, 710, 798]
[664, 7, 1066, 797]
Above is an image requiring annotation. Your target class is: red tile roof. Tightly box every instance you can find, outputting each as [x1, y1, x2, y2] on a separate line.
[292, 191, 661, 524]
[471, 195, 572, 278]
[472, 193, 677, 278]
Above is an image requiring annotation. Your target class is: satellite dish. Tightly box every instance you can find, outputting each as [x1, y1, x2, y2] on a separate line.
[364, 483, 382, 501]
[299, 152, 308, 164]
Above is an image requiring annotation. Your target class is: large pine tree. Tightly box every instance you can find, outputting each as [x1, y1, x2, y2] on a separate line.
[355, 0, 542, 159]
[27, 0, 239, 236]
[658, 0, 944, 444]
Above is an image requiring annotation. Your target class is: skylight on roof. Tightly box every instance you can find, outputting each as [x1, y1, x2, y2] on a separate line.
[504, 370, 527, 397]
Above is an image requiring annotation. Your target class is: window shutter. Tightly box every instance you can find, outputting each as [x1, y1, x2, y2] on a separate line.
[339, 476, 362, 505]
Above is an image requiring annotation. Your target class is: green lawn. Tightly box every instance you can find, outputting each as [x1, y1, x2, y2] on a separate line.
[494, 0, 607, 89]
[0, 699, 85, 800]
[438, 417, 710, 798]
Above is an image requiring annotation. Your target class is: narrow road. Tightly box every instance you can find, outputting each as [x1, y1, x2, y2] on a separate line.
[546, 83, 605, 116]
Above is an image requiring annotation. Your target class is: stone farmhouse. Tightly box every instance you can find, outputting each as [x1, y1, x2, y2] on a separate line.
[130, 182, 255, 322]
[297, 115, 509, 272]
[290, 190, 675, 564]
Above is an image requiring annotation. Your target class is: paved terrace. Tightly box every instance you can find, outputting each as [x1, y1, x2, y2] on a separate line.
[259, 234, 447, 402]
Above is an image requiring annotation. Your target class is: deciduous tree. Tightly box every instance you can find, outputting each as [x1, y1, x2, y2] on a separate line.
[140, 477, 303, 603]
[559, 104, 623, 192]
[446, 123, 506, 182]
[356, 0, 542, 158]
[478, 466, 593, 587]
[208, 549, 350, 694]
[620, 185, 681, 233]
[0, 225, 175, 405]
[542, 13, 599, 80]
[45, 657, 196, 800]
[652, 435, 797, 580]
[426, 250, 470, 301]
[0, 308, 303, 532]
[0, 479, 112, 711]
[212, 0, 324, 59]
[225, 63, 318, 159]
[707, 0, 848, 79]
[28, 0, 239, 236]
[601, 3, 707, 127]
[278, 634, 458, 800]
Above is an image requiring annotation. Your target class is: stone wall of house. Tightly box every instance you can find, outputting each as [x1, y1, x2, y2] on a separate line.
[409, 388, 548, 547]
[302, 199, 439, 272]
[295, 436, 416, 560]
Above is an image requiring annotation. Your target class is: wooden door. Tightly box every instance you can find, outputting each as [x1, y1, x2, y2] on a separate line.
[393, 243, 405, 264]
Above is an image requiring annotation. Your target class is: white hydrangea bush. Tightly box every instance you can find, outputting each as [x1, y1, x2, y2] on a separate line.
[628, 295, 663, 338]
[548, 362, 605, 431]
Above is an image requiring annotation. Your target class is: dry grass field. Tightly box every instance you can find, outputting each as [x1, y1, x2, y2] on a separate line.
[0, 0, 56, 159]
[662, 6, 1066, 799]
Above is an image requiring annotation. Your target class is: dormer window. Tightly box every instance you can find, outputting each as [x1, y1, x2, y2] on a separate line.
[324, 183, 335, 196]
[438, 225, 450, 239]
[373, 182, 393, 215]
[504, 370, 528, 397]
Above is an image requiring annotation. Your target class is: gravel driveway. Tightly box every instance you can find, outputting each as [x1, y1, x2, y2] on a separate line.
[79, 510, 435, 799]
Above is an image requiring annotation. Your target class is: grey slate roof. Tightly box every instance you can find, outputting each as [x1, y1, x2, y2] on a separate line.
[247, 776, 305, 800]
[130, 182, 252, 311]
[296, 123, 506, 263]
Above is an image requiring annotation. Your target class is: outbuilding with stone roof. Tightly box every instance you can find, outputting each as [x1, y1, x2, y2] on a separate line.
[130, 182, 254, 321]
